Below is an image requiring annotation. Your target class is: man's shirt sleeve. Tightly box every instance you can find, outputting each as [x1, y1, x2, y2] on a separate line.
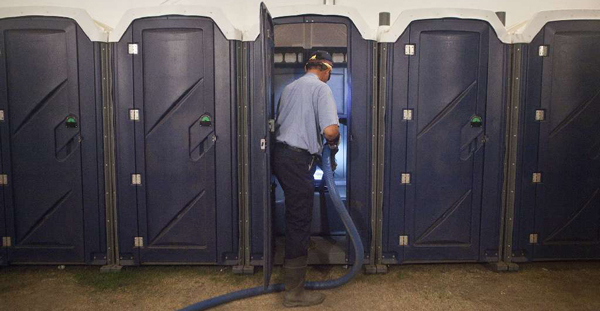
[317, 85, 339, 134]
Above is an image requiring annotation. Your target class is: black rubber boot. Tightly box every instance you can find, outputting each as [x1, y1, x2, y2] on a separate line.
[283, 256, 326, 308]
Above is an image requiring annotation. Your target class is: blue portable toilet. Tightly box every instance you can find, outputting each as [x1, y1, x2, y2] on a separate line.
[243, 3, 378, 274]
[0, 7, 107, 265]
[508, 10, 600, 263]
[110, 5, 243, 265]
[377, 9, 510, 266]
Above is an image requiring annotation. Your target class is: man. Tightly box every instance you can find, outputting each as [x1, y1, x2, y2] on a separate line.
[272, 50, 340, 307]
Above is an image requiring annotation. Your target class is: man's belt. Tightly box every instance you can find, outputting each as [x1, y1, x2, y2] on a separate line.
[275, 142, 310, 154]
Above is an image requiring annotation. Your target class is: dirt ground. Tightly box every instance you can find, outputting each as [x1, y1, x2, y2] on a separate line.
[1, 262, 600, 311]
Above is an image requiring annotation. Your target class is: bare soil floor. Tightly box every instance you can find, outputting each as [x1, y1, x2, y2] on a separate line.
[1, 262, 600, 311]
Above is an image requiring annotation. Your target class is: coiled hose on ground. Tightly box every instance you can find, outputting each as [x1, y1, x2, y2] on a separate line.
[179, 145, 364, 311]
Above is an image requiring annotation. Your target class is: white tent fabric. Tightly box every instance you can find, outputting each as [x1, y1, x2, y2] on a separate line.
[338, 0, 600, 39]
[378, 8, 511, 43]
[0, 0, 248, 42]
[109, 5, 241, 41]
[509, 9, 600, 43]
[0, 6, 107, 41]
[246, 4, 377, 41]
[0, 1, 600, 43]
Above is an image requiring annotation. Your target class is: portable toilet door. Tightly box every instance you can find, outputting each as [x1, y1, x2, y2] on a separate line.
[379, 11, 509, 264]
[510, 16, 600, 262]
[0, 12, 106, 264]
[241, 3, 275, 277]
[112, 9, 241, 265]
[247, 4, 376, 273]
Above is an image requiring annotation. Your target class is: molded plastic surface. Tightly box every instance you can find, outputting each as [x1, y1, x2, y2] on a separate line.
[0, 17, 105, 264]
[514, 20, 600, 261]
[382, 19, 507, 264]
[114, 16, 238, 264]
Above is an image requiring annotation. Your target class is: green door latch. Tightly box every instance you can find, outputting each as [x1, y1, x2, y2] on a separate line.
[470, 115, 483, 128]
[200, 114, 212, 127]
[66, 115, 78, 128]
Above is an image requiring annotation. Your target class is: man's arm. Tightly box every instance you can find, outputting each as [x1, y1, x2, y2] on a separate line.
[317, 85, 340, 145]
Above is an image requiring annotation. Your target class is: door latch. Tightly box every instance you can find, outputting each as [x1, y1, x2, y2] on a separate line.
[65, 115, 78, 128]
[470, 115, 483, 128]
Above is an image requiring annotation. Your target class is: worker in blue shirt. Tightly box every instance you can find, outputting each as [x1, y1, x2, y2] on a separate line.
[272, 50, 340, 307]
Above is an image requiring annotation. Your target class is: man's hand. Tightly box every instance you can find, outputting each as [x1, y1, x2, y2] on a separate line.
[327, 134, 340, 149]
[323, 125, 340, 145]
[325, 136, 339, 172]
[323, 125, 340, 171]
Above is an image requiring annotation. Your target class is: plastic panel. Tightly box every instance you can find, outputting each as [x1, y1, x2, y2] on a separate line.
[383, 19, 507, 264]
[114, 16, 238, 265]
[0, 17, 105, 264]
[515, 20, 600, 261]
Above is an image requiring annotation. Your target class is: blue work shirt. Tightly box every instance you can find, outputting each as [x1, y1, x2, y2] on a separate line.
[275, 73, 339, 155]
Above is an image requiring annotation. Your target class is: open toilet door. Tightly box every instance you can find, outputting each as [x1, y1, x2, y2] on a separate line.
[261, 3, 275, 288]
[248, 2, 274, 287]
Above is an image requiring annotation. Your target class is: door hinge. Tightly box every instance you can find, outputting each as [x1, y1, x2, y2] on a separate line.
[535, 109, 545, 121]
[399, 235, 409, 246]
[128, 43, 139, 55]
[0, 174, 7, 185]
[268, 119, 276, 133]
[529, 233, 539, 244]
[129, 109, 140, 121]
[2, 237, 11, 247]
[131, 174, 142, 185]
[134, 237, 144, 248]
[400, 173, 411, 184]
[260, 138, 267, 150]
[404, 44, 415, 56]
[0, 110, 4, 121]
[403, 109, 413, 121]
[532, 172, 542, 183]
[538, 45, 549, 57]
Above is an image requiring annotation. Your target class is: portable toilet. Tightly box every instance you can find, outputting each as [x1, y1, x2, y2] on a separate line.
[110, 4, 243, 266]
[243, 2, 378, 274]
[506, 10, 600, 263]
[0, 6, 107, 265]
[377, 9, 510, 267]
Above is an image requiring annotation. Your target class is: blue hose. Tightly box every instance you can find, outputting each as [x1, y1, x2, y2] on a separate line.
[179, 145, 364, 311]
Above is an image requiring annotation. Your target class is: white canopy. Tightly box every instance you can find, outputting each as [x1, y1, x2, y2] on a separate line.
[109, 4, 241, 42]
[246, 3, 377, 41]
[378, 8, 510, 43]
[509, 9, 600, 43]
[0, 1, 599, 43]
[0, 6, 107, 41]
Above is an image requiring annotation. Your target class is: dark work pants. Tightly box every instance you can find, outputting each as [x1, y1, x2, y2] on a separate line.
[272, 144, 316, 260]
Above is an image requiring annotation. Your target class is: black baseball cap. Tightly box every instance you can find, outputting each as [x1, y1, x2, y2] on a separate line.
[306, 50, 333, 65]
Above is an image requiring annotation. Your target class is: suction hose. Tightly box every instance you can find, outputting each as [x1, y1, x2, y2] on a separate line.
[179, 145, 364, 311]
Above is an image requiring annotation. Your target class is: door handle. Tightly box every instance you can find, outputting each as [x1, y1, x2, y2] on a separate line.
[55, 115, 81, 161]
[460, 116, 485, 161]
